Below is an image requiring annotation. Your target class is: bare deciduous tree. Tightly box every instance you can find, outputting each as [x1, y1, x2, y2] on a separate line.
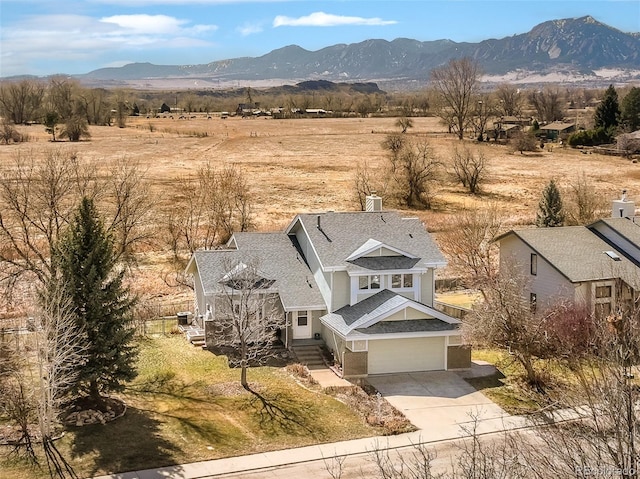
[353, 160, 388, 211]
[430, 57, 481, 140]
[528, 88, 565, 123]
[495, 84, 523, 118]
[396, 116, 414, 134]
[387, 139, 441, 209]
[462, 264, 551, 388]
[0, 79, 44, 125]
[564, 172, 606, 225]
[511, 130, 537, 154]
[439, 204, 502, 296]
[166, 163, 253, 263]
[450, 147, 487, 194]
[208, 259, 283, 389]
[0, 150, 154, 296]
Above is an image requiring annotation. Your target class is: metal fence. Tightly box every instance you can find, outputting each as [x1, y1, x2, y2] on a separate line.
[134, 316, 181, 337]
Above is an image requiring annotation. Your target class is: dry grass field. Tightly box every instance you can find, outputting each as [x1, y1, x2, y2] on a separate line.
[2, 114, 638, 300]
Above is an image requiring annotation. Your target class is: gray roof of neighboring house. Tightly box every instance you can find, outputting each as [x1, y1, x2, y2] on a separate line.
[188, 232, 325, 311]
[591, 218, 640, 250]
[498, 227, 640, 288]
[287, 211, 446, 271]
[320, 289, 458, 337]
[540, 122, 576, 131]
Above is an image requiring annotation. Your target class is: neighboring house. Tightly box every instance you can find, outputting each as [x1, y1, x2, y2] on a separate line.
[539, 122, 576, 140]
[496, 192, 640, 318]
[186, 195, 469, 378]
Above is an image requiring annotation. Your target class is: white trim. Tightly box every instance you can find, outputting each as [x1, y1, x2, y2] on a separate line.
[346, 238, 418, 261]
[285, 216, 327, 272]
[347, 329, 460, 341]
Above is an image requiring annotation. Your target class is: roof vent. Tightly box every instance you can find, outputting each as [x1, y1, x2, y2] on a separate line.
[605, 250, 622, 261]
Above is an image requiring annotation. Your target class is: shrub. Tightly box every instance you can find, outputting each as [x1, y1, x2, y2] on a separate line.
[0, 120, 26, 144]
[567, 127, 614, 147]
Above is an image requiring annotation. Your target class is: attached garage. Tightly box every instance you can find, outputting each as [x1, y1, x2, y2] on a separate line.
[368, 337, 446, 374]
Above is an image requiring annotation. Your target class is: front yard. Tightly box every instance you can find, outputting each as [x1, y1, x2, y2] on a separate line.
[1, 336, 383, 479]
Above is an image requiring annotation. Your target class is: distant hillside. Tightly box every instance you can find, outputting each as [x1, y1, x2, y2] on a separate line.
[59, 16, 640, 89]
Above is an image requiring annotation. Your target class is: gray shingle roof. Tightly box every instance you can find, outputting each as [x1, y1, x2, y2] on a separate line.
[500, 227, 640, 288]
[288, 211, 446, 271]
[356, 319, 456, 335]
[190, 232, 325, 311]
[320, 289, 459, 337]
[592, 218, 640, 251]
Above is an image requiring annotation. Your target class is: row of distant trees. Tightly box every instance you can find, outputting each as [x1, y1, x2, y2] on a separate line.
[2, 68, 639, 134]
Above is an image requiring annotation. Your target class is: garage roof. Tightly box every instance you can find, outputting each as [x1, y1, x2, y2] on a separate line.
[320, 289, 459, 338]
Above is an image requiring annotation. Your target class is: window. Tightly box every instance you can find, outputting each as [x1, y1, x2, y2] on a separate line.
[297, 311, 308, 327]
[359, 276, 369, 290]
[530, 293, 537, 313]
[530, 253, 537, 276]
[390, 274, 413, 289]
[595, 285, 612, 299]
[371, 275, 380, 289]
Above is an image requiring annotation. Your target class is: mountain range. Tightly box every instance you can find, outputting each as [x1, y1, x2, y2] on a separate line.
[76, 16, 640, 90]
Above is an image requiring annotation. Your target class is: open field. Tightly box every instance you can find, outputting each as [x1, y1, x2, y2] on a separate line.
[5, 114, 637, 229]
[1, 114, 637, 302]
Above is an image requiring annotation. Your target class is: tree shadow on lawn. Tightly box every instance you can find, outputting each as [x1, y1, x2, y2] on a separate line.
[69, 407, 184, 478]
[244, 386, 321, 438]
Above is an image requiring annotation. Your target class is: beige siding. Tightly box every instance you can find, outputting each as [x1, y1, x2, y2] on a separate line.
[383, 307, 428, 321]
[362, 247, 402, 257]
[331, 271, 350, 311]
[193, 273, 206, 315]
[321, 324, 346, 366]
[368, 337, 446, 374]
[420, 269, 435, 306]
[500, 235, 576, 309]
[311, 309, 325, 337]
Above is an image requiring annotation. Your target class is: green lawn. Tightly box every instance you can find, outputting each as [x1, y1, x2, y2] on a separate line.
[1, 336, 381, 479]
[467, 349, 575, 415]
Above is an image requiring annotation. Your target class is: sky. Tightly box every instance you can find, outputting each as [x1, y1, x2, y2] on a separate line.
[1, 0, 639, 78]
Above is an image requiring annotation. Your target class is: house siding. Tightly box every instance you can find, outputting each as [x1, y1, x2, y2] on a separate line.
[331, 271, 350, 311]
[447, 346, 471, 369]
[193, 273, 206, 316]
[420, 269, 435, 306]
[500, 235, 576, 309]
[343, 350, 368, 378]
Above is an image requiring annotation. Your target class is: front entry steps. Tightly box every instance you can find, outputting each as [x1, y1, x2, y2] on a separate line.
[179, 324, 206, 348]
[292, 345, 326, 370]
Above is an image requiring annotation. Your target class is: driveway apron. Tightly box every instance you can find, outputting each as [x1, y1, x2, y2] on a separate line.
[367, 371, 508, 436]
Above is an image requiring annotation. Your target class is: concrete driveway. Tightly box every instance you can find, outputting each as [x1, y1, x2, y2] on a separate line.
[367, 370, 509, 437]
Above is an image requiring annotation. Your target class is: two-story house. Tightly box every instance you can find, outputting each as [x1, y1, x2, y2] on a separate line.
[496, 191, 640, 318]
[185, 195, 469, 378]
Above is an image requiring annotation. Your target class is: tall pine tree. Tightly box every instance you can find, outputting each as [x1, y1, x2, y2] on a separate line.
[594, 84, 620, 130]
[536, 179, 565, 227]
[57, 197, 137, 408]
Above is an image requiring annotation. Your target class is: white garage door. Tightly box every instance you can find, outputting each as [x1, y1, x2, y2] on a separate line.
[368, 337, 445, 374]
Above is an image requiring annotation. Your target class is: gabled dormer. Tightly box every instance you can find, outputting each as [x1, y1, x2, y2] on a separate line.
[345, 238, 424, 305]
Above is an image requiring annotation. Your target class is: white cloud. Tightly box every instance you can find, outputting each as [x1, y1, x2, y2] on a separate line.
[0, 13, 218, 76]
[237, 22, 264, 36]
[100, 14, 188, 34]
[273, 11, 397, 28]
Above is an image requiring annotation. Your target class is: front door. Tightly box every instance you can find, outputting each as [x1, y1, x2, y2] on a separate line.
[292, 310, 312, 339]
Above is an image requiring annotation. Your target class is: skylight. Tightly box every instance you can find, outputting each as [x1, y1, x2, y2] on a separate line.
[604, 250, 622, 261]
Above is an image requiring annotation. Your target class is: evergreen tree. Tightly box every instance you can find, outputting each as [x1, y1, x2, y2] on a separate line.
[56, 197, 137, 408]
[536, 179, 565, 227]
[594, 84, 620, 130]
[621, 87, 640, 132]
